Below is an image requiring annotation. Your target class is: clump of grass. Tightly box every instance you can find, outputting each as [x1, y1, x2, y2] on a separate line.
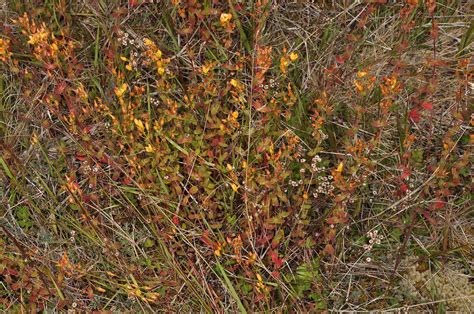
[0, 0, 472, 312]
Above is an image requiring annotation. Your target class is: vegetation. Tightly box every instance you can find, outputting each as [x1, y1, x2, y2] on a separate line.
[1, 0, 473, 312]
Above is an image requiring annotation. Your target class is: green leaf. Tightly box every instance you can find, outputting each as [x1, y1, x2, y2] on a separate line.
[293, 260, 320, 297]
[143, 238, 155, 248]
[216, 262, 247, 314]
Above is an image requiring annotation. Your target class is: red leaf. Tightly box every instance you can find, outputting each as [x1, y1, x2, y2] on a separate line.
[256, 234, 272, 246]
[200, 231, 214, 248]
[75, 153, 86, 161]
[400, 167, 411, 180]
[270, 250, 284, 270]
[432, 199, 445, 209]
[172, 215, 180, 225]
[421, 210, 437, 225]
[408, 108, 421, 122]
[129, 0, 140, 7]
[271, 271, 281, 279]
[335, 55, 345, 64]
[54, 81, 67, 96]
[400, 183, 408, 193]
[421, 101, 433, 110]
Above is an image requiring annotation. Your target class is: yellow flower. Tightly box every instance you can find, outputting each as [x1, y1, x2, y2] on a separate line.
[289, 52, 298, 61]
[247, 252, 257, 265]
[114, 83, 128, 97]
[230, 78, 239, 88]
[145, 144, 155, 153]
[388, 76, 398, 89]
[27, 28, 49, 45]
[336, 162, 344, 173]
[354, 80, 364, 93]
[143, 38, 153, 47]
[51, 43, 59, 52]
[357, 70, 367, 78]
[232, 111, 239, 119]
[220, 13, 232, 26]
[230, 183, 239, 192]
[280, 56, 289, 74]
[134, 118, 145, 133]
[202, 64, 211, 75]
[31, 132, 39, 145]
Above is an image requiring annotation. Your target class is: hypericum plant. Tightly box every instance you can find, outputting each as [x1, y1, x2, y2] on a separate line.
[1, 0, 472, 312]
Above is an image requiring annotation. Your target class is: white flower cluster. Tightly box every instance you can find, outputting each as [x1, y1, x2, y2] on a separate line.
[151, 97, 160, 107]
[310, 154, 322, 172]
[363, 229, 383, 251]
[313, 174, 334, 198]
[311, 129, 328, 141]
[289, 179, 303, 187]
[117, 30, 142, 48]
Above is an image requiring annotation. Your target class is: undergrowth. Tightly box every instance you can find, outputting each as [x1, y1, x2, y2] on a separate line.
[0, 0, 473, 312]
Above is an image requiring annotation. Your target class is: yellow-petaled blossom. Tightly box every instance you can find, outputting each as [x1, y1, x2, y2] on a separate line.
[232, 111, 239, 119]
[387, 76, 398, 89]
[27, 27, 49, 45]
[247, 252, 257, 265]
[230, 78, 239, 88]
[255, 273, 269, 293]
[145, 144, 155, 153]
[336, 162, 344, 173]
[357, 70, 368, 78]
[31, 132, 39, 145]
[242, 160, 247, 169]
[290, 52, 298, 61]
[226, 163, 233, 172]
[354, 80, 364, 93]
[214, 242, 224, 257]
[230, 183, 239, 192]
[280, 56, 289, 74]
[220, 13, 232, 26]
[0, 38, 12, 62]
[202, 64, 211, 75]
[114, 83, 128, 98]
[134, 118, 145, 133]
[51, 42, 59, 52]
[143, 38, 153, 47]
